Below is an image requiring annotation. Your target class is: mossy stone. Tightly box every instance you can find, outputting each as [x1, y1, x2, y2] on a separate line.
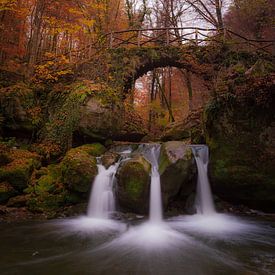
[76, 143, 106, 157]
[159, 142, 196, 209]
[116, 156, 151, 214]
[60, 147, 98, 193]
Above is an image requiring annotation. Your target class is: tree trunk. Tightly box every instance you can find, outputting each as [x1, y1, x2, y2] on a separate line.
[148, 70, 156, 131]
[156, 75, 175, 122]
[183, 69, 193, 112]
[215, 0, 224, 30]
[27, 0, 45, 69]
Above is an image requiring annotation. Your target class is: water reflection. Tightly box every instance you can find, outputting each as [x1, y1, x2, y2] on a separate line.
[1, 214, 274, 275]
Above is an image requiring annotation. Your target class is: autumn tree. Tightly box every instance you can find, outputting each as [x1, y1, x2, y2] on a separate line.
[225, 0, 275, 40]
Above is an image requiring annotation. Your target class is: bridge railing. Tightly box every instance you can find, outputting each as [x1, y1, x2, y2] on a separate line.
[54, 27, 274, 63]
[107, 27, 217, 48]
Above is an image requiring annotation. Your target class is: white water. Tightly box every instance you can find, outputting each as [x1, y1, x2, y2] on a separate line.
[140, 144, 162, 223]
[191, 145, 216, 215]
[87, 161, 120, 219]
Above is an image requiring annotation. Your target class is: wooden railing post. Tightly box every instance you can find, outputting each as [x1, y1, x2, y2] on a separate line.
[138, 30, 141, 47]
[109, 32, 113, 49]
[223, 27, 227, 42]
[166, 28, 169, 46]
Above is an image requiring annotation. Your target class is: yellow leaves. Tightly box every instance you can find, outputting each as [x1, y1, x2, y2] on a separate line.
[33, 54, 72, 84]
[0, 0, 16, 11]
[78, 18, 95, 28]
[68, 8, 83, 16]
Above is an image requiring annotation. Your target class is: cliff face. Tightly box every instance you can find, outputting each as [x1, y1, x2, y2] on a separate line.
[205, 75, 275, 212]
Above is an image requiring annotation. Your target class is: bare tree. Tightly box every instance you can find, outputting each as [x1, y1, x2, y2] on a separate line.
[185, 0, 226, 30]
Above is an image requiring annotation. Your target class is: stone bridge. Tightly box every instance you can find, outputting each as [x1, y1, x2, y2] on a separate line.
[77, 45, 213, 95]
[74, 26, 273, 95]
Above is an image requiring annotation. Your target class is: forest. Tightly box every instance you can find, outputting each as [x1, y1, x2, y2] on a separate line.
[0, 0, 275, 274]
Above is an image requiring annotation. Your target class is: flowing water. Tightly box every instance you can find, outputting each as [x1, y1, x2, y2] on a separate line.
[1, 144, 275, 274]
[87, 161, 119, 219]
[139, 144, 162, 223]
[191, 145, 215, 215]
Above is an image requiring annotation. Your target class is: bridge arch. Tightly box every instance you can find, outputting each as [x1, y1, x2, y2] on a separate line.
[106, 46, 212, 95]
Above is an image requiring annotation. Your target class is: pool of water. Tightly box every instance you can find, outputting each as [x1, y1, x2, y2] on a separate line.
[1, 214, 275, 275]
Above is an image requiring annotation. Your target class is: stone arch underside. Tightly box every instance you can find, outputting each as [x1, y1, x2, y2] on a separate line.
[77, 46, 212, 96]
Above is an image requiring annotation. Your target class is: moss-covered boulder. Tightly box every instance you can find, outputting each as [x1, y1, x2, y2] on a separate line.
[116, 156, 151, 214]
[0, 145, 41, 191]
[159, 141, 196, 209]
[41, 81, 146, 152]
[76, 143, 106, 156]
[25, 164, 69, 214]
[205, 75, 275, 212]
[60, 144, 102, 193]
[0, 182, 17, 203]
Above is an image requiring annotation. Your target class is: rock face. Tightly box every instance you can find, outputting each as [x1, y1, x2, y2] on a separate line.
[77, 97, 147, 142]
[159, 141, 197, 209]
[205, 77, 275, 212]
[78, 97, 121, 141]
[161, 111, 204, 143]
[116, 156, 151, 214]
[0, 83, 40, 135]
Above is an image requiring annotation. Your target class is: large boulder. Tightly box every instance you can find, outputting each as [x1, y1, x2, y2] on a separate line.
[205, 75, 275, 212]
[116, 156, 151, 214]
[60, 144, 104, 193]
[159, 141, 197, 209]
[77, 97, 147, 142]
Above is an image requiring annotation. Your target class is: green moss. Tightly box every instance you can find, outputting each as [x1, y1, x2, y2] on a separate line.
[124, 163, 147, 200]
[0, 158, 39, 191]
[27, 193, 67, 214]
[205, 78, 275, 211]
[35, 174, 55, 195]
[76, 143, 106, 157]
[60, 147, 97, 193]
[117, 156, 151, 213]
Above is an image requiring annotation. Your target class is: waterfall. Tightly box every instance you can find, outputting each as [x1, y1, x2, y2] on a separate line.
[140, 144, 162, 223]
[87, 160, 120, 219]
[191, 145, 216, 215]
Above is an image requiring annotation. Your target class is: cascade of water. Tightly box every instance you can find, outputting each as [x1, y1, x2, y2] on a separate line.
[140, 144, 162, 223]
[87, 160, 120, 219]
[191, 145, 216, 215]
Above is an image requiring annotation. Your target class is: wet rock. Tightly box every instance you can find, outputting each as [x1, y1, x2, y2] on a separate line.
[101, 152, 120, 169]
[159, 141, 197, 209]
[116, 156, 151, 214]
